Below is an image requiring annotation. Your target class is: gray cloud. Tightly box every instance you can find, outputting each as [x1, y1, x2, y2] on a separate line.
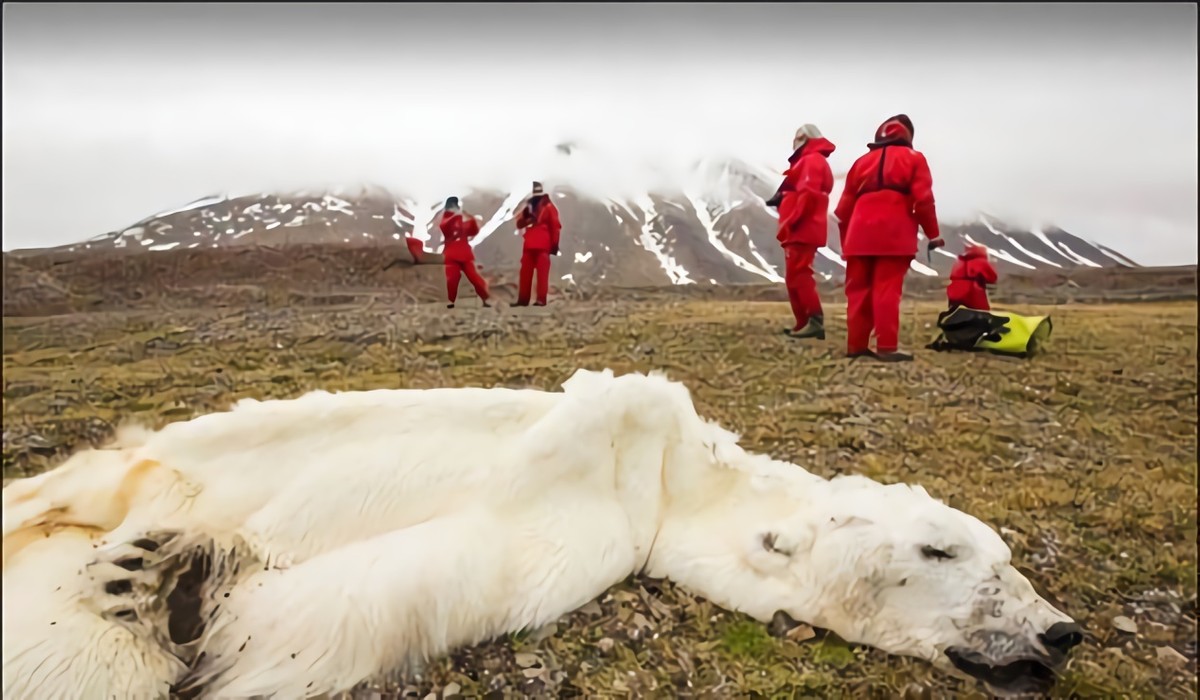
[3, 2, 1196, 264]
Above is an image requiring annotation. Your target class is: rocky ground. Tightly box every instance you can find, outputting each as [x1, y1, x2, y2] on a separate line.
[3, 245, 1195, 319]
[2, 256, 1196, 698]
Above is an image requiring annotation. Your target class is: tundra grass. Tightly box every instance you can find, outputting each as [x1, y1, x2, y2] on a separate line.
[3, 298, 1195, 699]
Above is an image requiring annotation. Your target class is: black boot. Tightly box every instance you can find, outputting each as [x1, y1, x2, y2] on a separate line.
[875, 350, 914, 363]
[790, 316, 825, 340]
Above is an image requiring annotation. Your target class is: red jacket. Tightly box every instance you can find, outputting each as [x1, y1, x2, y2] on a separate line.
[515, 196, 562, 252]
[777, 137, 836, 247]
[834, 136, 941, 257]
[947, 245, 998, 310]
[438, 211, 480, 262]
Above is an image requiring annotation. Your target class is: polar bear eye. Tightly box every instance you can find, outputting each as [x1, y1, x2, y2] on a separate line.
[920, 545, 956, 561]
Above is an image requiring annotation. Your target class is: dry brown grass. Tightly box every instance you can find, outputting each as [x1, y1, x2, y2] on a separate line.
[3, 295, 1196, 698]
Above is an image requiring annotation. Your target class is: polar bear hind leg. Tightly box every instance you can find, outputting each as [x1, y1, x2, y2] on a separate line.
[182, 496, 637, 699]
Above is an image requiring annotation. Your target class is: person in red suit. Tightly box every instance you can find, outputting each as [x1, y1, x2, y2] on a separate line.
[947, 244, 998, 311]
[405, 236, 427, 263]
[833, 114, 945, 362]
[513, 181, 562, 307]
[438, 196, 490, 309]
[765, 124, 836, 340]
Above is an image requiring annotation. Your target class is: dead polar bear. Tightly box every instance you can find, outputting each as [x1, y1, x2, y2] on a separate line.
[2, 368, 1082, 699]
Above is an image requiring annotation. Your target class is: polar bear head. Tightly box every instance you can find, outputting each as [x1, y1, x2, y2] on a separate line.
[744, 476, 1081, 696]
[566, 367, 1082, 695]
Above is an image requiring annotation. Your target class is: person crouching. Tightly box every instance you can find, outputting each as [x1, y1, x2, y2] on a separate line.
[947, 244, 998, 311]
[765, 124, 836, 340]
[438, 196, 490, 309]
[514, 181, 562, 307]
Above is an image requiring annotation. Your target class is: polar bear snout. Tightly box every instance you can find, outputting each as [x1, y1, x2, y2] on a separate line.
[944, 618, 1082, 697]
[941, 588, 1082, 697]
[1039, 620, 1083, 655]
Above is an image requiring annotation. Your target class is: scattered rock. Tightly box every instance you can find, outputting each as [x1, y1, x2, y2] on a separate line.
[1143, 621, 1174, 644]
[1112, 616, 1138, 634]
[1156, 646, 1188, 669]
[786, 623, 817, 643]
[902, 682, 934, 700]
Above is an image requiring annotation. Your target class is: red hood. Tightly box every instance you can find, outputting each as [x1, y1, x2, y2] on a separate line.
[962, 244, 989, 259]
[868, 118, 914, 149]
[789, 136, 837, 163]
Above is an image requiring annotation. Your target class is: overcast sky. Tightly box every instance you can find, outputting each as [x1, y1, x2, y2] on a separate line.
[3, 2, 1196, 264]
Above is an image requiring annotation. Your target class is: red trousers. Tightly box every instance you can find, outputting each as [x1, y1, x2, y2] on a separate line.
[844, 255, 912, 354]
[445, 259, 489, 303]
[518, 249, 551, 305]
[405, 237, 425, 262]
[947, 284, 990, 311]
[783, 243, 822, 329]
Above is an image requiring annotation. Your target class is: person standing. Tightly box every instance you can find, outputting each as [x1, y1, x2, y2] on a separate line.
[947, 244, 998, 311]
[405, 235, 426, 263]
[438, 196, 490, 309]
[765, 124, 836, 339]
[514, 181, 562, 307]
[833, 114, 945, 361]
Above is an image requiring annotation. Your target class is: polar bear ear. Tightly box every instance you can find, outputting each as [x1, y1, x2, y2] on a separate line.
[745, 528, 813, 575]
[760, 532, 791, 556]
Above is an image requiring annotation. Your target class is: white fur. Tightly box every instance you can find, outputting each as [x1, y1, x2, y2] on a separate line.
[2, 369, 1074, 698]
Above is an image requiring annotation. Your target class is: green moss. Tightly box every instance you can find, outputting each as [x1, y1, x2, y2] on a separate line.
[719, 621, 776, 658]
[810, 635, 857, 670]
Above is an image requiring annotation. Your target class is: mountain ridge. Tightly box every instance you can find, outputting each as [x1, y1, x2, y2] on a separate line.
[8, 161, 1139, 287]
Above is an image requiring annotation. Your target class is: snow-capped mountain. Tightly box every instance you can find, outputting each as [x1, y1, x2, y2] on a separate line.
[18, 162, 1136, 287]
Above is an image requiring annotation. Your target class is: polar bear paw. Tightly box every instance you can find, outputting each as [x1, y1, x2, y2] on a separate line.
[84, 530, 183, 625]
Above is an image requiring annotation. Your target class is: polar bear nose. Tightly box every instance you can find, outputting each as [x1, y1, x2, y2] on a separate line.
[1039, 621, 1083, 654]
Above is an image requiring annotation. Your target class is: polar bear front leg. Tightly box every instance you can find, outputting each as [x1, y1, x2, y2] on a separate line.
[524, 371, 699, 565]
[3, 532, 188, 700]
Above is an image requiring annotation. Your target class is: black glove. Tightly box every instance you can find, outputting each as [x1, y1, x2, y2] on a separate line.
[927, 238, 946, 252]
[551, 246, 560, 256]
[764, 192, 782, 209]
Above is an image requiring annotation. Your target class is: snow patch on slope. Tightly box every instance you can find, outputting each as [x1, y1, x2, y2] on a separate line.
[475, 190, 527, 246]
[1032, 228, 1099, 267]
[963, 233, 1036, 270]
[817, 247, 847, 268]
[910, 259, 938, 276]
[631, 195, 694, 285]
[1093, 245, 1137, 267]
[1057, 241, 1103, 268]
[683, 191, 782, 283]
[322, 195, 354, 215]
[738, 225, 782, 278]
[149, 194, 227, 219]
[399, 200, 440, 244]
[979, 215, 1063, 269]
